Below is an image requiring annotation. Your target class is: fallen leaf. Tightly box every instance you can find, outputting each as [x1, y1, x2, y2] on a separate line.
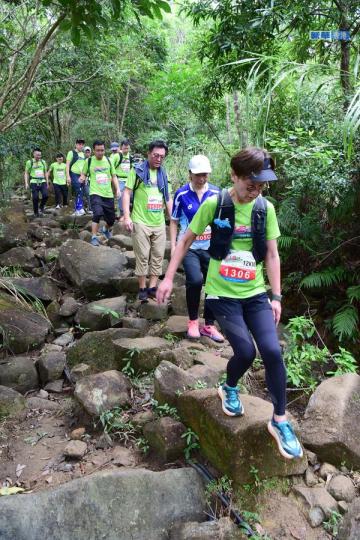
[16, 464, 26, 478]
[0, 486, 25, 496]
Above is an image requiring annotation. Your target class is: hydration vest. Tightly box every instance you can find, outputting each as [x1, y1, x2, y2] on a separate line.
[208, 189, 268, 263]
[28, 159, 46, 180]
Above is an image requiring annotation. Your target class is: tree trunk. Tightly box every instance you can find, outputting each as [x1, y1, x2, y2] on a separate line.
[225, 94, 233, 146]
[119, 79, 131, 137]
[233, 91, 247, 147]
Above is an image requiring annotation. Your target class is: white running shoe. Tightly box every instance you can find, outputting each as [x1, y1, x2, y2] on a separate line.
[55, 205, 61, 209]
[78, 208, 85, 215]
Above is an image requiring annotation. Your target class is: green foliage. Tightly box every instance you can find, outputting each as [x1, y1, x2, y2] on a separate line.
[323, 510, 342, 537]
[300, 267, 348, 289]
[181, 428, 200, 461]
[205, 475, 232, 502]
[151, 399, 180, 420]
[99, 407, 149, 452]
[0, 266, 32, 278]
[327, 348, 358, 377]
[163, 332, 179, 345]
[332, 304, 359, 341]
[92, 305, 123, 320]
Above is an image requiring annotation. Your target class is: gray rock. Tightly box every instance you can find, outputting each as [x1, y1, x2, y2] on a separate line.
[67, 327, 140, 372]
[327, 474, 356, 502]
[108, 234, 133, 250]
[25, 397, 61, 411]
[78, 230, 92, 243]
[154, 361, 198, 407]
[0, 292, 51, 354]
[1, 277, 59, 302]
[162, 315, 188, 338]
[0, 223, 28, 254]
[37, 351, 66, 384]
[301, 374, 360, 468]
[44, 379, 63, 393]
[59, 297, 79, 317]
[70, 363, 92, 382]
[306, 449, 318, 466]
[186, 364, 222, 387]
[74, 370, 131, 416]
[114, 336, 171, 372]
[75, 296, 127, 331]
[159, 348, 194, 370]
[0, 468, 206, 540]
[292, 486, 338, 518]
[139, 300, 168, 321]
[337, 500, 349, 514]
[308, 506, 325, 528]
[0, 246, 39, 272]
[64, 440, 87, 459]
[111, 446, 136, 467]
[319, 462, 339, 479]
[122, 317, 149, 336]
[123, 251, 135, 268]
[58, 240, 127, 299]
[53, 332, 74, 347]
[46, 299, 62, 327]
[169, 517, 247, 539]
[305, 468, 318, 487]
[143, 417, 187, 461]
[113, 276, 139, 294]
[131, 410, 156, 430]
[338, 498, 360, 539]
[171, 286, 204, 316]
[0, 386, 26, 417]
[0, 356, 39, 394]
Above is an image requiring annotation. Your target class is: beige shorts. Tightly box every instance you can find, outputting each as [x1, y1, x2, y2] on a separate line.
[132, 222, 166, 276]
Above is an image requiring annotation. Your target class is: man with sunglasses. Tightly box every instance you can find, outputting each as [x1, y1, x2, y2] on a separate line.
[122, 140, 172, 302]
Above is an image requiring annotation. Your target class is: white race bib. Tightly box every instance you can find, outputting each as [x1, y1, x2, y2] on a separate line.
[147, 194, 163, 212]
[57, 170, 65, 178]
[196, 225, 212, 242]
[96, 173, 109, 185]
[121, 160, 130, 172]
[35, 169, 44, 178]
[219, 250, 256, 282]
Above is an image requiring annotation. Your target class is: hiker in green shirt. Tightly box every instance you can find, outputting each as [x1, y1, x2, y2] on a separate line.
[123, 140, 172, 302]
[24, 148, 49, 217]
[79, 140, 120, 247]
[110, 139, 134, 221]
[66, 138, 86, 216]
[48, 153, 68, 209]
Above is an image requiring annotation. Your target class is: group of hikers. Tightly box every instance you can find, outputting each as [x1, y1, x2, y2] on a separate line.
[24, 139, 303, 461]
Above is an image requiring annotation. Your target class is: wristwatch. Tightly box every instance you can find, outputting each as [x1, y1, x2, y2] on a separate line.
[272, 293, 282, 302]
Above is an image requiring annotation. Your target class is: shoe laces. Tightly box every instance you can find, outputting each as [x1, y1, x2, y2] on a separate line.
[276, 421, 295, 442]
[225, 385, 239, 401]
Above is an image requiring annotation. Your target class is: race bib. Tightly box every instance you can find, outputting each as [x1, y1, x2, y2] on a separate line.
[147, 194, 163, 212]
[35, 169, 44, 178]
[57, 170, 65, 178]
[196, 225, 212, 242]
[219, 250, 256, 282]
[121, 160, 130, 172]
[96, 173, 109, 185]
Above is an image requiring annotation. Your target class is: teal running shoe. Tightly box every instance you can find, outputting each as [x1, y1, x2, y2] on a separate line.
[101, 226, 112, 240]
[267, 419, 303, 459]
[90, 236, 100, 247]
[217, 384, 244, 417]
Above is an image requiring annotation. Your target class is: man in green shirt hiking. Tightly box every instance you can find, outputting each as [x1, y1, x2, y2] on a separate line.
[66, 138, 86, 216]
[48, 152, 68, 209]
[24, 148, 49, 217]
[110, 139, 133, 221]
[79, 140, 120, 246]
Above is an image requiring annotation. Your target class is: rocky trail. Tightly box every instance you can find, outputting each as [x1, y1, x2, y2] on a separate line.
[0, 193, 359, 540]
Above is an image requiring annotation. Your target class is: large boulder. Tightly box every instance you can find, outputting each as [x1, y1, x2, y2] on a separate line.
[177, 389, 307, 484]
[143, 417, 187, 461]
[113, 337, 171, 372]
[0, 292, 51, 354]
[58, 240, 127, 299]
[338, 498, 360, 540]
[66, 327, 140, 372]
[301, 374, 360, 468]
[75, 370, 131, 416]
[0, 223, 29, 254]
[0, 247, 39, 272]
[1, 277, 59, 302]
[108, 234, 133, 250]
[0, 468, 205, 540]
[75, 296, 127, 331]
[0, 386, 26, 417]
[0, 356, 39, 394]
[154, 361, 198, 407]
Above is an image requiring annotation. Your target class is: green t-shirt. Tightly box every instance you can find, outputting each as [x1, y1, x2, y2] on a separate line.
[189, 193, 281, 299]
[111, 152, 131, 178]
[84, 156, 115, 198]
[25, 159, 47, 184]
[66, 150, 85, 174]
[126, 168, 171, 227]
[49, 162, 66, 185]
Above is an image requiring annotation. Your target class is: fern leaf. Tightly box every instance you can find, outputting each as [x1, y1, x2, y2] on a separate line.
[332, 304, 359, 341]
[347, 285, 360, 302]
[278, 236, 295, 249]
[300, 266, 347, 289]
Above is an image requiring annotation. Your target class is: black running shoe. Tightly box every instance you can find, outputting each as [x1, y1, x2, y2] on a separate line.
[138, 288, 148, 302]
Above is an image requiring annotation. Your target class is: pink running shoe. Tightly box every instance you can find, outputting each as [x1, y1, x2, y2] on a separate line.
[187, 319, 200, 339]
[200, 325, 225, 343]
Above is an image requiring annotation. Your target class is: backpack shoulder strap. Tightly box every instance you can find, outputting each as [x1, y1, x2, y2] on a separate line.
[106, 156, 112, 169]
[86, 157, 92, 176]
[251, 195, 268, 263]
[70, 150, 78, 168]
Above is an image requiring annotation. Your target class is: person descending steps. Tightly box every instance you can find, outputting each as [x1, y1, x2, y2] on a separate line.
[157, 147, 303, 460]
[24, 148, 49, 217]
[79, 140, 120, 246]
[170, 154, 224, 342]
[110, 139, 134, 222]
[66, 138, 86, 216]
[48, 153, 68, 209]
[122, 140, 172, 302]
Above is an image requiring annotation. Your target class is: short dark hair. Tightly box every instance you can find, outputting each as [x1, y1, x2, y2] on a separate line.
[121, 139, 131, 147]
[148, 140, 168, 156]
[33, 148, 41, 154]
[93, 139, 105, 149]
[56, 152, 64, 159]
[76, 138, 85, 144]
[230, 147, 274, 178]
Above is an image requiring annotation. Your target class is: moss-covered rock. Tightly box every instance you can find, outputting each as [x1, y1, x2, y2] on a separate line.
[113, 337, 171, 372]
[0, 385, 26, 417]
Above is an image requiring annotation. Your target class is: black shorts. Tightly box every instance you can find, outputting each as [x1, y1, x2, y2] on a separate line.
[90, 194, 115, 226]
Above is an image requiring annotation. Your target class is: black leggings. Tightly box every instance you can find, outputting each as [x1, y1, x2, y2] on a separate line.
[31, 183, 48, 215]
[182, 249, 214, 325]
[207, 293, 287, 415]
[54, 184, 68, 206]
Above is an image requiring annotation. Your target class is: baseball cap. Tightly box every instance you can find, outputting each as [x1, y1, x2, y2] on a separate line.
[110, 142, 120, 150]
[249, 157, 277, 182]
[189, 155, 212, 174]
[84, 146, 91, 152]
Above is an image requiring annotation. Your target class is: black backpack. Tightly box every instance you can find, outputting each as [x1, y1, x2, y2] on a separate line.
[208, 189, 268, 263]
[29, 159, 46, 179]
[69, 150, 85, 168]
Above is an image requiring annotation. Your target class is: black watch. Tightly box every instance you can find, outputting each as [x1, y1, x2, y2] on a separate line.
[272, 293, 282, 302]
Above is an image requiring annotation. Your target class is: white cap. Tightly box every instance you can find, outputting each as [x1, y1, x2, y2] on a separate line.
[188, 154, 212, 174]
